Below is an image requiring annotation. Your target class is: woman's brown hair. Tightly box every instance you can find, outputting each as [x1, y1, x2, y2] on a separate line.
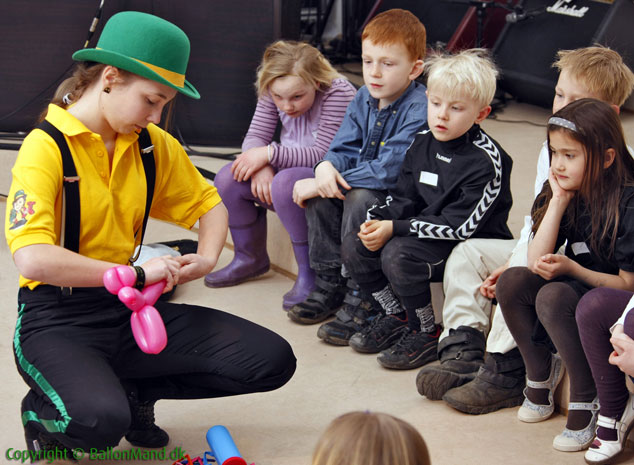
[41, 63, 175, 131]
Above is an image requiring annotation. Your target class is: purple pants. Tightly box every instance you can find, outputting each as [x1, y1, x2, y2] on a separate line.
[214, 163, 314, 243]
[577, 287, 634, 420]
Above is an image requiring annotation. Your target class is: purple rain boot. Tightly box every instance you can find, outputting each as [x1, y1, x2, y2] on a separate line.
[283, 241, 316, 310]
[204, 207, 270, 288]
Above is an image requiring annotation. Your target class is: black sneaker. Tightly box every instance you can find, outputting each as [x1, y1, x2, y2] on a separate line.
[317, 285, 380, 346]
[288, 274, 346, 325]
[125, 397, 169, 448]
[377, 326, 440, 370]
[349, 314, 408, 354]
[25, 422, 77, 463]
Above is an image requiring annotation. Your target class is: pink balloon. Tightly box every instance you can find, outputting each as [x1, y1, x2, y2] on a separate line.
[103, 266, 168, 354]
[103, 266, 136, 293]
[142, 281, 164, 307]
[131, 306, 168, 354]
[118, 287, 145, 312]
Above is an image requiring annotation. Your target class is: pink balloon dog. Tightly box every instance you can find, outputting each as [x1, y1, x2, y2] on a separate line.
[103, 266, 168, 354]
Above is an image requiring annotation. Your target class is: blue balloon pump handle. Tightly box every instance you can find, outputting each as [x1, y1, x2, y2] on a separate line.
[203, 425, 250, 465]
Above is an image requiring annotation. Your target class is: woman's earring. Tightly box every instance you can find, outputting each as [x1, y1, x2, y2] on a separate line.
[103, 87, 111, 94]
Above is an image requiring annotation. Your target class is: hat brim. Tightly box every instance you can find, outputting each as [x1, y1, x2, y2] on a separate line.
[72, 48, 200, 99]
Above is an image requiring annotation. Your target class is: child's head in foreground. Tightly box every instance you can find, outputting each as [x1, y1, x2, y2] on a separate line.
[425, 48, 498, 142]
[360, 9, 426, 109]
[311, 411, 431, 465]
[552, 45, 634, 114]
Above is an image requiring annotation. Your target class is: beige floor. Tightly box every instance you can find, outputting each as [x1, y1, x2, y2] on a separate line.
[2, 99, 634, 465]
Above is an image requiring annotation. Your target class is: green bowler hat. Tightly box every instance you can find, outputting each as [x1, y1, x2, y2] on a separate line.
[72, 11, 200, 99]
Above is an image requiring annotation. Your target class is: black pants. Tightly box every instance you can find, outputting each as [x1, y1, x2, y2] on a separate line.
[341, 232, 456, 311]
[15, 286, 296, 451]
[305, 188, 387, 274]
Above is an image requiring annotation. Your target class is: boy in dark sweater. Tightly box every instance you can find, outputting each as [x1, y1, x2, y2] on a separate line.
[341, 49, 513, 370]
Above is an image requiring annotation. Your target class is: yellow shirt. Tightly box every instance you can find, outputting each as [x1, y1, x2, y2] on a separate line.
[5, 104, 221, 288]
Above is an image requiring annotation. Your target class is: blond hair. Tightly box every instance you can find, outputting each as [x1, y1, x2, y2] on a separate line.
[425, 48, 498, 108]
[362, 9, 427, 61]
[312, 411, 431, 465]
[553, 45, 634, 107]
[255, 40, 341, 98]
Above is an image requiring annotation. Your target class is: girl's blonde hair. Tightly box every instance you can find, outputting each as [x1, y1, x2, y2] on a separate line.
[553, 46, 634, 107]
[532, 98, 634, 257]
[425, 48, 498, 109]
[255, 40, 341, 98]
[312, 411, 431, 465]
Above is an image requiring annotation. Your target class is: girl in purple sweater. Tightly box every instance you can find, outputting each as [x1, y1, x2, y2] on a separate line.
[205, 41, 356, 310]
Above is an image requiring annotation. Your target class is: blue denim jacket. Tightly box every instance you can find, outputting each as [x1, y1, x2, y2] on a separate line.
[321, 81, 428, 190]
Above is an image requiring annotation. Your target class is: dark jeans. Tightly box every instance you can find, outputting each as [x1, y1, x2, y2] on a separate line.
[341, 232, 456, 312]
[496, 267, 596, 404]
[577, 287, 634, 421]
[305, 188, 387, 274]
[15, 286, 296, 451]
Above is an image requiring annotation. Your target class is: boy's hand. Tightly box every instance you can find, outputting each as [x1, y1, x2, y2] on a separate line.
[358, 220, 393, 251]
[315, 161, 351, 200]
[250, 165, 274, 205]
[231, 146, 269, 182]
[609, 327, 634, 377]
[531, 253, 573, 280]
[480, 263, 509, 299]
[293, 178, 319, 208]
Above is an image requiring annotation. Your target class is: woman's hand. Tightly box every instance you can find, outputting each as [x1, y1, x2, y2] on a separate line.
[231, 146, 269, 182]
[293, 178, 319, 208]
[314, 161, 350, 200]
[175, 254, 215, 284]
[250, 165, 275, 205]
[140, 255, 182, 292]
[480, 263, 509, 299]
[531, 253, 574, 281]
[358, 220, 393, 252]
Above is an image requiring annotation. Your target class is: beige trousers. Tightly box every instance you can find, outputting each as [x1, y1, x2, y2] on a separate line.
[440, 238, 528, 354]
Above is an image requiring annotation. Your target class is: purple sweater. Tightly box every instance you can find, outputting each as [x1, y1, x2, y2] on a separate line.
[241, 77, 356, 169]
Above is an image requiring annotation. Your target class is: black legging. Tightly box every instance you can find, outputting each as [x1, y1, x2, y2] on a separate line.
[15, 285, 296, 451]
[496, 267, 596, 405]
[576, 287, 634, 421]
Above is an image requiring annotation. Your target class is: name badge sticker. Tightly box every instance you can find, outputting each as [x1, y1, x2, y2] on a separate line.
[571, 241, 590, 256]
[419, 171, 438, 186]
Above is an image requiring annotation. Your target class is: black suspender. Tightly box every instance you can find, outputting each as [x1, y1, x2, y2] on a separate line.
[38, 121, 81, 253]
[36, 121, 156, 261]
[135, 127, 156, 259]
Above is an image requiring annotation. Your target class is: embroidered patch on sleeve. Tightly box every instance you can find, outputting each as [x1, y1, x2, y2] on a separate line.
[8, 189, 36, 230]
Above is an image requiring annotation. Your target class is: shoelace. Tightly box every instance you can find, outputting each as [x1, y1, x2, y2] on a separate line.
[362, 314, 403, 336]
[391, 328, 419, 351]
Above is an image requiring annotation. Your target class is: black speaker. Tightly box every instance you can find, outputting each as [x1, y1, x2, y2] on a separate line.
[0, 0, 300, 146]
[493, 0, 634, 109]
